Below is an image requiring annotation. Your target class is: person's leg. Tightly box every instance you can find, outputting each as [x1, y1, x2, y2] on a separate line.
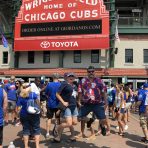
[30, 115, 40, 146]
[34, 135, 40, 148]
[4, 110, 9, 124]
[10, 101, 17, 124]
[46, 119, 51, 137]
[46, 108, 54, 137]
[93, 104, 106, 136]
[23, 135, 29, 148]
[112, 105, 115, 119]
[11, 110, 16, 123]
[75, 105, 92, 138]
[142, 128, 148, 140]
[20, 116, 30, 148]
[0, 126, 3, 148]
[140, 115, 148, 141]
[42, 101, 47, 117]
[56, 117, 73, 141]
[69, 108, 78, 140]
[5, 102, 10, 124]
[105, 118, 110, 135]
[122, 112, 128, 130]
[118, 114, 124, 135]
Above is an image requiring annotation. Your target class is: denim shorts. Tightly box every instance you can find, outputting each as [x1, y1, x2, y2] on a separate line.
[20, 114, 40, 136]
[79, 103, 106, 120]
[64, 106, 78, 118]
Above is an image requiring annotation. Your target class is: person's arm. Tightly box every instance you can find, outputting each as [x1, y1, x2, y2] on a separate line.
[100, 80, 107, 108]
[3, 89, 8, 112]
[40, 84, 47, 92]
[103, 91, 108, 109]
[56, 92, 69, 107]
[77, 92, 82, 107]
[77, 81, 83, 107]
[120, 92, 125, 109]
[34, 93, 40, 107]
[135, 92, 143, 107]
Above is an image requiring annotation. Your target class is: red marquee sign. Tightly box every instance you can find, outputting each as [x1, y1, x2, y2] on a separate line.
[14, 0, 109, 51]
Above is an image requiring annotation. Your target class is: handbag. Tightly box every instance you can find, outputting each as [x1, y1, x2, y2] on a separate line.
[27, 93, 40, 114]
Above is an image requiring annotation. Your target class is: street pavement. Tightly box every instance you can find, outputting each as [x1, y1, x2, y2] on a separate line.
[3, 113, 148, 148]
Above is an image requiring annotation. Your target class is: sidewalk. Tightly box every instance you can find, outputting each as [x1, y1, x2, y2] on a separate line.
[3, 114, 148, 148]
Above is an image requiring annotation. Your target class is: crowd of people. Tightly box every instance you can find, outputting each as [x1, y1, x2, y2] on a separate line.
[0, 66, 147, 148]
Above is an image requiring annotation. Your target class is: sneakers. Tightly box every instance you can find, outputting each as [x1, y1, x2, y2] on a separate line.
[15, 122, 21, 127]
[140, 137, 148, 144]
[116, 126, 119, 130]
[124, 125, 128, 130]
[46, 133, 50, 139]
[86, 118, 94, 128]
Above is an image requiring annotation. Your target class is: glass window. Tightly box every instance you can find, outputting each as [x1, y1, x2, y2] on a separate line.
[74, 50, 81, 63]
[144, 49, 148, 63]
[91, 50, 100, 63]
[28, 51, 34, 64]
[43, 51, 50, 63]
[2, 51, 8, 64]
[125, 49, 133, 63]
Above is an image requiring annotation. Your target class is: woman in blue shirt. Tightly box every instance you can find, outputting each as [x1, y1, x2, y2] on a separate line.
[17, 84, 40, 148]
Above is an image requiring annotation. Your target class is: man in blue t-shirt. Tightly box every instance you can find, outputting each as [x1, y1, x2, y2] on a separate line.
[4, 75, 17, 125]
[45, 73, 61, 138]
[137, 83, 148, 144]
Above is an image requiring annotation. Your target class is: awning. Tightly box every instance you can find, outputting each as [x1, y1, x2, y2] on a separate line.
[1, 68, 148, 77]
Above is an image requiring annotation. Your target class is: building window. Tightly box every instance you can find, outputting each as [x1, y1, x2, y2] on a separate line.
[28, 51, 34, 64]
[144, 49, 148, 63]
[74, 50, 81, 63]
[91, 50, 100, 63]
[2, 51, 8, 64]
[43, 51, 50, 63]
[125, 49, 133, 63]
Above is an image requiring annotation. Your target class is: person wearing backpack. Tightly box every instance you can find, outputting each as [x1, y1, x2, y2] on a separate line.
[0, 87, 7, 148]
[16, 83, 40, 148]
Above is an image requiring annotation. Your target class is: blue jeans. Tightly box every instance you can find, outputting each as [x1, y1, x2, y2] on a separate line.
[64, 106, 78, 118]
[79, 103, 106, 120]
[20, 114, 40, 136]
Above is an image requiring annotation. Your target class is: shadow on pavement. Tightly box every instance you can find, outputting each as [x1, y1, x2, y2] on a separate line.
[124, 132, 148, 148]
[126, 141, 148, 148]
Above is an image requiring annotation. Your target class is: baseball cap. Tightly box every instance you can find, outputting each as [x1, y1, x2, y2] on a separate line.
[143, 83, 148, 88]
[87, 66, 95, 71]
[66, 72, 76, 77]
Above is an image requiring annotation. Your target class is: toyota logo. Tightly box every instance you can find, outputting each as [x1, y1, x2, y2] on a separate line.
[40, 41, 50, 48]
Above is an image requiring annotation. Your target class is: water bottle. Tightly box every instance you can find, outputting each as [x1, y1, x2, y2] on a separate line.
[8, 141, 15, 148]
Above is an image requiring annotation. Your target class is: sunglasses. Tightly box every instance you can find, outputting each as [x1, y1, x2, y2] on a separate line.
[87, 70, 95, 73]
[16, 83, 19, 85]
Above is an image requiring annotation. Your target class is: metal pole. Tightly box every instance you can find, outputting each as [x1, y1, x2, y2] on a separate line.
[109, 0, 116, 67]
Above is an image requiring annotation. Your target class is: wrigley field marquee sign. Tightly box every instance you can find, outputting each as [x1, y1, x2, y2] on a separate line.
[14, 0, 109, 51]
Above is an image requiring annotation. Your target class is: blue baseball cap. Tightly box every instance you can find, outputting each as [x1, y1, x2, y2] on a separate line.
[143, 83, 148, 88]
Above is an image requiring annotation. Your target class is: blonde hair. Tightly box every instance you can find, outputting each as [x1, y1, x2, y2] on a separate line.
[20, 83, 32, 98]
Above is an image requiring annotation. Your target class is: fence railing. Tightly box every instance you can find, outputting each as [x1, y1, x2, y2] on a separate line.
[118, 17, 148, 27]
